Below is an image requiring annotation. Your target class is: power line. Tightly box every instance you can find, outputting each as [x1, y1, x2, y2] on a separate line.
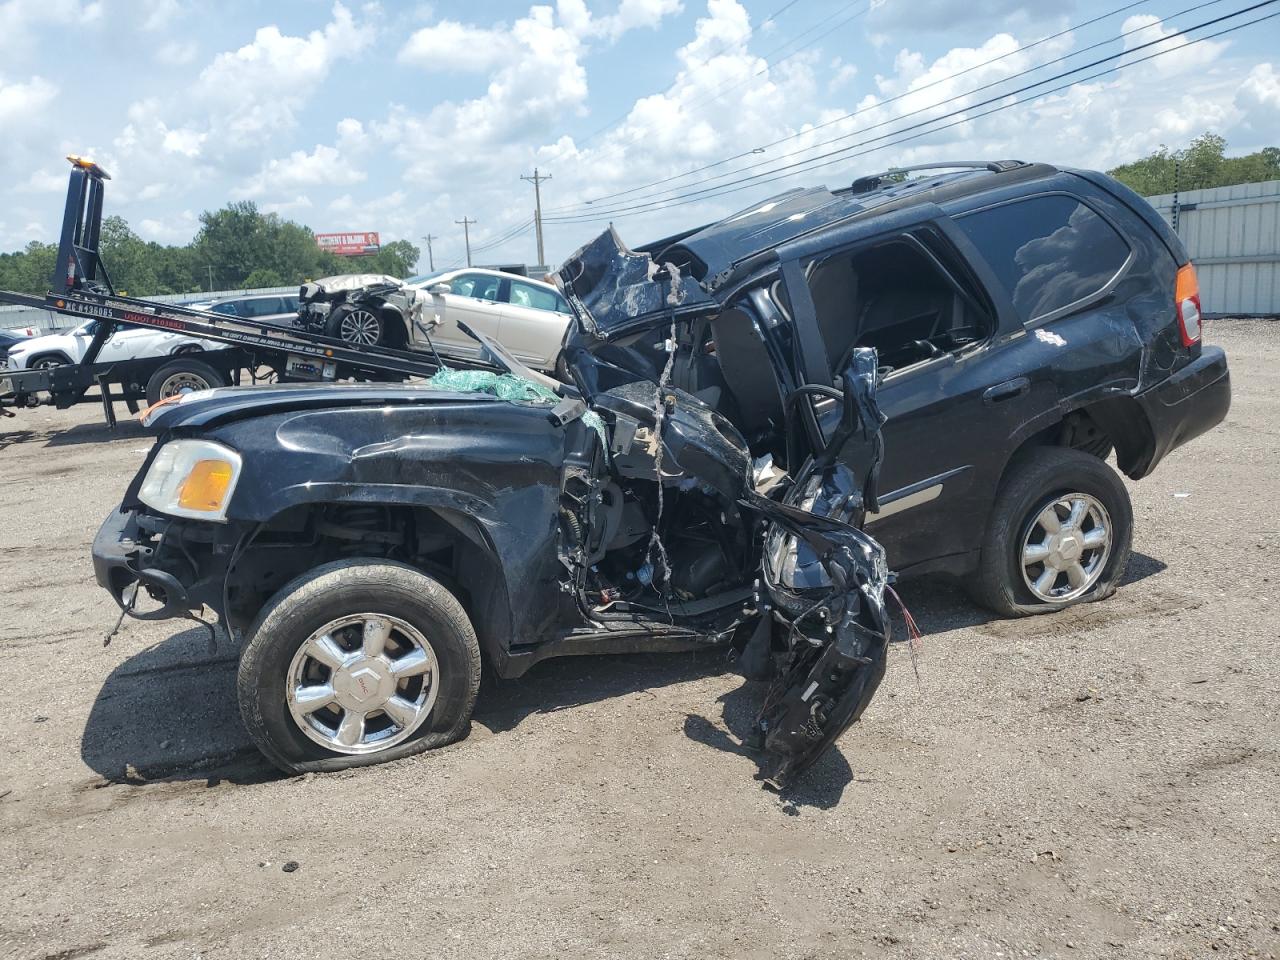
[469, 219, 535, 255]
[546, 0, 1164, 213]
[545, 1, 1275, 224]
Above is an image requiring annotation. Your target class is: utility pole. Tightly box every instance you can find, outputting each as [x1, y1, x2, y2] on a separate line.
[455, 217, 475, 267]
[520, 167, 551, 267]
[207, 265, 215, 292]
[420, 234, 436, 272]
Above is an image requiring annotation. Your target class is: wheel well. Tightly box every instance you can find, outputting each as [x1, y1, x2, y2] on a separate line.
[378, 305, 409, 348]
[27, 351, 73, 367]
[226, 501, 507, 660]
[1001, 398, 1155, 486]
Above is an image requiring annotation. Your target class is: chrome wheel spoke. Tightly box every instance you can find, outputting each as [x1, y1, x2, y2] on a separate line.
[1066, 562, 1089, 589]
[363, 618, 391, 658]
[306, 633, 347, 670]
[335, 710, 366, 747]
[381, 696, 420, 729]
[1023, 541, 1051, 565]
[1034, 568, 1058, 596]
[389, 647, 431, 679]
[1081, 526, 1108, 549]
[1036, 505, 1062, 534]
[1065, 497, 1088, 530]
[293, 683, 336, 714]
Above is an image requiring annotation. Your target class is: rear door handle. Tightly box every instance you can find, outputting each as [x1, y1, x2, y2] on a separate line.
[983, 377, 1030, 405]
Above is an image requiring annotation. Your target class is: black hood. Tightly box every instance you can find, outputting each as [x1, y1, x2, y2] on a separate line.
[144, 382, 499, 431]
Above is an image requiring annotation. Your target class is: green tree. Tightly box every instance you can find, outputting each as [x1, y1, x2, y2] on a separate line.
[243, 267, 287, 288]
[1109, 133, 1280, 195]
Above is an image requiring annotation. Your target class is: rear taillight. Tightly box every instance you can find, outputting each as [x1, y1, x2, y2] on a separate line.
[1175, 263, 1201, 347]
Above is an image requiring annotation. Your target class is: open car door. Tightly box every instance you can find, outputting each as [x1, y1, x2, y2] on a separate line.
[738, 349, 893, 788]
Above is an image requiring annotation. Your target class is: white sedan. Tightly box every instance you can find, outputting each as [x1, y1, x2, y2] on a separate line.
[404, 268, 572, 371]
[4, 319, 221, 371]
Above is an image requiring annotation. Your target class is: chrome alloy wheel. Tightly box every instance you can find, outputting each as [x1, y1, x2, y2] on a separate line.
[338, 309, 381, 345]
[158, 371, 211, 398]
[286, 614, 440, 754]
[1020, 493, 1112, 603]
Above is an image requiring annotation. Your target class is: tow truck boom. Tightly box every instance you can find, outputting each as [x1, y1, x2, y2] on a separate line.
[1, 158, 476, 425]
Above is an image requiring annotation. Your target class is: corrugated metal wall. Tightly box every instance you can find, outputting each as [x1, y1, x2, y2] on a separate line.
[1146, 179, 1280, 317]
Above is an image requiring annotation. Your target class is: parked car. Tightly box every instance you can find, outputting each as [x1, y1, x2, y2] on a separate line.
[91, 159, 1228, 782]
[4, 318, 222, 371]
[0, 327, 37, 368]
[295, 269, 572, 370]
[203, 293, 300, 326]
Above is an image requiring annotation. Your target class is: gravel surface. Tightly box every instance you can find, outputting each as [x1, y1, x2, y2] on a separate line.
[0, 320, 1276, 960]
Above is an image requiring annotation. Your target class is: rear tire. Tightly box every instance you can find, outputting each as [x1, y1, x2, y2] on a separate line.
[144, 357, 226, 406]
[966, 447, 1132, 617]
[236, 560, 481, 775]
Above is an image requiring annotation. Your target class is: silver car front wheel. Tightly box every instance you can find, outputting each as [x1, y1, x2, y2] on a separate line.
[338, 308, 382, 345]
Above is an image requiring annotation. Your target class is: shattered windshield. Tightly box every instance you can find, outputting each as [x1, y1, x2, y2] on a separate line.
[427, 366, 608, 452]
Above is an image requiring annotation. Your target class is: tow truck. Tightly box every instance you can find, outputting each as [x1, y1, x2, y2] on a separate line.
[0, 158, 481, 426]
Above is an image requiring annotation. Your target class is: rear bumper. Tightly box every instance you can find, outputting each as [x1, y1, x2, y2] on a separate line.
[1135, 344, 1230, 475]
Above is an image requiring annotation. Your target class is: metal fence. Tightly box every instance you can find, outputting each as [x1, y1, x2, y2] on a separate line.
[1146, 179, 1280, 317]
[0, 286, 298, 333]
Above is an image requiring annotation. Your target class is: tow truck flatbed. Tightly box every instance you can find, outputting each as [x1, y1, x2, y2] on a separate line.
[1, 158, 485, 426]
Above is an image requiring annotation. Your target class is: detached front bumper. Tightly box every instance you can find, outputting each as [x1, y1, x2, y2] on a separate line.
[92, 507, 229, 621]
[1135, 344, 1231, 476]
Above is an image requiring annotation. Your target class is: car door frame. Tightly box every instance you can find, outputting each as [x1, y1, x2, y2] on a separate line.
[499, 279, 573, 370]
[423, 272, 510, 359]
[774, 206, 1036, 575]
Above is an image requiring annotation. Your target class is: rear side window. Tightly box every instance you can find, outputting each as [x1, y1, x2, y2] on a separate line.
[450, 273, 502, 301]
[239, 297, 285, 318]
[955, 195, 1131, 323]
[509, 280, 565, 313]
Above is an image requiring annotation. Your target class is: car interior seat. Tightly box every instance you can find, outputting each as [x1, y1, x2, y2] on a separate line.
[710, 307, 785, 438]
[807, 256, 860, 377]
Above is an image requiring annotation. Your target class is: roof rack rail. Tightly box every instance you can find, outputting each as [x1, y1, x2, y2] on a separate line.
[848, 160, 1027, 194]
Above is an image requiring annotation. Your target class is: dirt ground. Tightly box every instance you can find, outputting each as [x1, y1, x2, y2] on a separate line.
[0, 319, 1276, 960]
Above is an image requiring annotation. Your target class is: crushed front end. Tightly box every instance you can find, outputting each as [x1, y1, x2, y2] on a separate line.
[557, 227, 897, 786]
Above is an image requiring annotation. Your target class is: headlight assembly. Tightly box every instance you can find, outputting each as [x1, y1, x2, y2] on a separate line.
[138, 439, 242, 522]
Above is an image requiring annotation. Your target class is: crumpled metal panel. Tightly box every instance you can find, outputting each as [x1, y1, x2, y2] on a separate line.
[557, 227, 711, 336]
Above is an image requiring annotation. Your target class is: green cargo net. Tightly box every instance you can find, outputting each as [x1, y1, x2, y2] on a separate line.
[427, 366, 609, 455]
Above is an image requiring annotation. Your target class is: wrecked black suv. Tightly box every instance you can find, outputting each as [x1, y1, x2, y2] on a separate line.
[93, 160, 1228, 782]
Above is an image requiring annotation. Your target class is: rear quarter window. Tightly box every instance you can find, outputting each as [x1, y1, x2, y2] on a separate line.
[955, 194, 1131, 323]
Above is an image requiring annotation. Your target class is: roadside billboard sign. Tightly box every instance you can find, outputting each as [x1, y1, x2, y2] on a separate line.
[316, 231, 380, 256]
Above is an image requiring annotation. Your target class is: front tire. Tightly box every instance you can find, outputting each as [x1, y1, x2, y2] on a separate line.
[326, 305, 385, 346]
[236, 560, 481, 774]
[967, 447, 1133, 617]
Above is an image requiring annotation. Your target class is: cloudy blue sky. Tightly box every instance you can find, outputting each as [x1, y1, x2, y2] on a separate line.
[1, 0, 1276, 271]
